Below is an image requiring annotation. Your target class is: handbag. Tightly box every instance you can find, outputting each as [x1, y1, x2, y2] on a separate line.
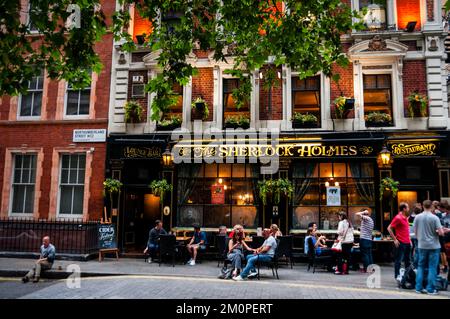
[332, 221, 351, 252]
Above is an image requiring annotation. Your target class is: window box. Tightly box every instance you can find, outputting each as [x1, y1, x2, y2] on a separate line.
[156, 116, 182, 131]
[292, 121, 319, 129]
[365, 121, 393, 127]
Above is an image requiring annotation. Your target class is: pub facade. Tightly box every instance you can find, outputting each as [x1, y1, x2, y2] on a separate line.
[107, 0, 450, 252]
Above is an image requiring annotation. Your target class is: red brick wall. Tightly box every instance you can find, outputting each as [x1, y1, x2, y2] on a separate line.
[259, 66, 283, 121]
[0, 1, 114, 221]
[191, 68, 214, 121]
[0, 122, 107, 220]
[397, 0, 422, 31]
[330, 62, 355, 118]
[402, 60, 427, 115]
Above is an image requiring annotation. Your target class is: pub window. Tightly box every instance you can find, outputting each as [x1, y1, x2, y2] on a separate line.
[291, 76, 321, 128]
[19, 68, 44, 117]
[359, 0, 387, 30]
[223, 78, 250, 128]
[292, 162, 376, 230]
[177, 164, 259, 228]
[10, 154, 37, 215]
[58, 154, 86, 216]
[66, 81, 91, 116]
[363, 74, 393, 126]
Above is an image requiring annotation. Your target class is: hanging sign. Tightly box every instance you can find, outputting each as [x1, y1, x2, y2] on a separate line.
[211, 184, 225, 204]
[326, 187, 341, 206]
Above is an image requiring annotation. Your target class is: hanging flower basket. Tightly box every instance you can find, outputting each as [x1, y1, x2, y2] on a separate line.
[407, 92, 428, 118]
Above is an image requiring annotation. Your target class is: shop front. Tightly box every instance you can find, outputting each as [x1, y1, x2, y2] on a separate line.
[106, 131, 449, 252]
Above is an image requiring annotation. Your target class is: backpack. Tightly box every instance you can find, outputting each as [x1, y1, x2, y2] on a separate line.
[435, 276, 448, 291]
[399, 265, 416, 289]
[218, 266, 232, 280]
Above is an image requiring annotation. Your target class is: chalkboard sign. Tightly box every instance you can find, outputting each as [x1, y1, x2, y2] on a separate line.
[98, 224, 117, 250]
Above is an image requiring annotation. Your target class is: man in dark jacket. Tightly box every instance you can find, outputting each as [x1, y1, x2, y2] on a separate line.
[143, 220, 167, 263]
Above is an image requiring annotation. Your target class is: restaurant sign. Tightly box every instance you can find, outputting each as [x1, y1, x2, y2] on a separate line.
[175, 144, 376, 159]
[388, 142, 438, 157]
[123, 146, 162, 159]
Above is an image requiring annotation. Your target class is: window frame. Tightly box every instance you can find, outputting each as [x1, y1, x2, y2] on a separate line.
[362, 72, 394, 127]
[17, 69, 44, 120]
[9, 154, 37, 217]
[222, 77, 251, 128]
[26, 0, 40, 33]
[291, 75, 322, 126]
[57, 154, 86, 218]
[64, 81, 92, 119]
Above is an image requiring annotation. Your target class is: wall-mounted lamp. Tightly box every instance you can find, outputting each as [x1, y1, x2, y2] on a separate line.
[377, 145, 393, 168]
[405, 21, 417, 32]
[162, 146, 174, 167]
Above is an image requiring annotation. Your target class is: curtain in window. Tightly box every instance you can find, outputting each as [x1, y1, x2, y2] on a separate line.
[349, 162, 375, 204]
[250, 165, 260, 205]
[177, 164, 202, 205]
[293, 162, 317, 205]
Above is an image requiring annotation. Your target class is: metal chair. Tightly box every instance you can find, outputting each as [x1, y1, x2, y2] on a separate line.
[306, 237, 333, 273]
[256, 239, 280, 280]
[216, 235, 229, 267]
[158, 235, 177, 267]
[276, 236, 294, 269]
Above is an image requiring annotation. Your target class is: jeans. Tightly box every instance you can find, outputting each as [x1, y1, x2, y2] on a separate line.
[360, 238, 373, 270]
[415, 248, 440, 293]
[240, 254, 272, 278]
[227, 249, 245, 270]
[394, 243, 411, 278]
[148, 243, 159, 260]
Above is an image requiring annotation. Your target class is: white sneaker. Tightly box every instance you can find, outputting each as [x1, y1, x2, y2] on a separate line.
[189, 260, 196, 266]
[187, 258, 192, 264]
[147, 259, 152, 264]
[247, 270, 258, 278]
[232, 275, 244, 281]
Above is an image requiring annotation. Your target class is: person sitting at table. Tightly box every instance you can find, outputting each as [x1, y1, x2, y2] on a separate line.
[227, 229, 253, 278]
[304, 228, 331, 257]
[229, 224, 245, 239]
[186, 224, 207, 266]
[143, 220, 167, 263]
[232, 228, 276, 281]
[218, 225, 228, 236]
[270, 224, 283, 238]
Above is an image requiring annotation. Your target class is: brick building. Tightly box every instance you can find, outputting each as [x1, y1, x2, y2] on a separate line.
[104, 1, 450, 253]
[0, 0, 115, 224]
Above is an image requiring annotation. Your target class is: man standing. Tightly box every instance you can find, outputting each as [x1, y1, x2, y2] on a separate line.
[387, 202, 411, 280]
[143, 220, 167, 263]
[233, 228, 277, 281]
[356, 209, 374, 273]
[22, 236, 56, 283]
[186, 224, 207, 266]
[414, 200, 447, 295]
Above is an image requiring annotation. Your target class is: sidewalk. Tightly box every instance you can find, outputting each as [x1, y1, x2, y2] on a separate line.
[0, 257, 448, 296]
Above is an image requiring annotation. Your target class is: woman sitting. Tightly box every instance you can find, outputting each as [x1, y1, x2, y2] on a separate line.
[304, 228, 332, 257]
[270, 224, 283, 238]
[227, 230, 253, 278]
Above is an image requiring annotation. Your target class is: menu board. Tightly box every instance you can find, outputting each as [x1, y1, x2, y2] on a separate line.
[98, 224, 117, 250]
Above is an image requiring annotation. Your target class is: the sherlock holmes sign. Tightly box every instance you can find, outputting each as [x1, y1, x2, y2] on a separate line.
[174, 144, 376, 159]
[388, 142, 438, 157]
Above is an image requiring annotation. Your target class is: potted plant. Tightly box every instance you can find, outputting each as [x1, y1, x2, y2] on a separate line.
[156, 115, 182, 131]
[291, 112, 319, 128]
[103, 178, 123, 219]
[124, 100, 144, 124]
[365, 112, 393, 127]
[258, 178, 294, 205]
[407, 91, 428, 118]
[191, 97, 209, 120]
[150, 179, 173, 204]
[379, 177, 399, 200]
[224, 115, 250, 129]
[333, 96, 354, 119]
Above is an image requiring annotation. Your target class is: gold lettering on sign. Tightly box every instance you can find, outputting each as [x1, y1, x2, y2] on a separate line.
[390, 143, 437, 156]
[123, 147, 161, 159]
[186, 144, 371, 158]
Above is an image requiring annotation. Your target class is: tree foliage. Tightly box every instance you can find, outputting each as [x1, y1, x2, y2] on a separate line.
[1, 1, 360, 121]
